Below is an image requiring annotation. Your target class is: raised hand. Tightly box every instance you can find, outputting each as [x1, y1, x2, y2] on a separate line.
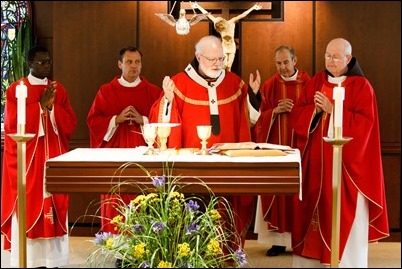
[249, 70, 261, 94]
[162, 76, 175, 103]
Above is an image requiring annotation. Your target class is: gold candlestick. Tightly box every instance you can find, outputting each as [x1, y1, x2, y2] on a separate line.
[323, 126, 352, 268]
[8, 124, 35, 268]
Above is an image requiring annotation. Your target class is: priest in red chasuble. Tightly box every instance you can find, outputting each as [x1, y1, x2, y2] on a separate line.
[149, 35, 254, 248]
[1, 46, 77, 267]
[290, 38, 389, 267]
[87, 46, 161, 235]
[250, 45, 310, 257]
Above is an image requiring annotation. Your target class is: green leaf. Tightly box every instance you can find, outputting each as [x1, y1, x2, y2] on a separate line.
[10, 17, 34, 82]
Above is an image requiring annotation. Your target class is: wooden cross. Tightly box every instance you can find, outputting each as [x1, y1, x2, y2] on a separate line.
[180, 1, 273, 19]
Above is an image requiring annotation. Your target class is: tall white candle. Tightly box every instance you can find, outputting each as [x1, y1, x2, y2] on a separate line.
[333, 82, 345, 127]
[16, 81, 27, 125]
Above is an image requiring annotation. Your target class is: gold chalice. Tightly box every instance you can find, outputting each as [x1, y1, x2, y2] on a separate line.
[157, 124, 172, 152]
[197, 125, 212, 155]
[142, 124, 157, 155]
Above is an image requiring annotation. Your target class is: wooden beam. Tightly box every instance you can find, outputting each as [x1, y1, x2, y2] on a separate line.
[181, 1, 272, 18]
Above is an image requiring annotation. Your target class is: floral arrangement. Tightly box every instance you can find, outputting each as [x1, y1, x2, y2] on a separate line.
[87, 163, 248, 268]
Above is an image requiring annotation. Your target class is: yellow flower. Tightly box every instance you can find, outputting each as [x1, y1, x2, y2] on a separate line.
[105, 238, 114, 250]
[133, 242, 147, 259]
[89, 163, 247, 268]
[133, 194, 146, 205]
[207, 238, 222, 255]
[110, 215, 123, 225]
[169, 191, 184, 202]
[209, 209, 221, 221]
[177, 242, 191, 257]
[146, 193, 160, 204]
[157, 260, 171, 268]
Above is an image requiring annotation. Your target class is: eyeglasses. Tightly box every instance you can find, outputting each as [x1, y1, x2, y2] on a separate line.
[199, 54, 225, 63]
[324, 54, 345, 62]
[31, 60, 53, 66]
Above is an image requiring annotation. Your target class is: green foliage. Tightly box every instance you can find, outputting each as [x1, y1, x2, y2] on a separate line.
[86, 163, 248, 268]
[10, 17, 34, 82]
[1, 15, 34, 123]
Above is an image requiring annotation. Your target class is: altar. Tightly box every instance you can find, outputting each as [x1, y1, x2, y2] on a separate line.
[45, 147, 301, 195]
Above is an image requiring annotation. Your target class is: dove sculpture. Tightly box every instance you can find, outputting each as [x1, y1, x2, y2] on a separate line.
[155, 9, 209, 35]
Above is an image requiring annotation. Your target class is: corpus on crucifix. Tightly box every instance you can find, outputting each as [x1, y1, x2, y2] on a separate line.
[191, 1, 262, 71]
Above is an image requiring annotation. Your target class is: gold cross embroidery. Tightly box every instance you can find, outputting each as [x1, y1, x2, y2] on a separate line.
[45, 207, 54, 224]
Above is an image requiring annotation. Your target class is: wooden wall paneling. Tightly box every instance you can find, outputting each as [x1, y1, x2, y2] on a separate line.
[31, 1, 54, 53]
[382, 154, 401, 230]
[138, 1, 210, 88]
[241, 1, 314, 84]
[52, 1, 138, 148]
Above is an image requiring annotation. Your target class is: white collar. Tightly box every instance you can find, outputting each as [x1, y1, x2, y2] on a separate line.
[328, 75, 346, 84]
[118, 76, 141, 87]
[28, 73, 48, 85]
[281, 69, 299, 82]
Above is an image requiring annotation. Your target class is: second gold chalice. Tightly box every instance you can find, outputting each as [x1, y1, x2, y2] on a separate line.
[197, 125, 212, 155]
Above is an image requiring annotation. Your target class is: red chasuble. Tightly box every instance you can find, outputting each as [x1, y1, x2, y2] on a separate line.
[149, 66, 254, 247]
[252, 71, 310, 234]
[1, 78, 77, 250]
[290, 71, 389, 263]
[87, 76, 162, 148]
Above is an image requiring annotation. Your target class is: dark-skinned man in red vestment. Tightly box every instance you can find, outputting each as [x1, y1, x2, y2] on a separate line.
[1, 46, 77, 267]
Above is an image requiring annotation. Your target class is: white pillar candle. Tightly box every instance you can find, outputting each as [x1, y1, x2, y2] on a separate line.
[16, 81, 27, 125]
[333, 82, 345, 127]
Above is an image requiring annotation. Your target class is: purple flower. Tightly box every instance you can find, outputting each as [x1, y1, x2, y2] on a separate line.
[185, 223, 200, 235]
[132, 223, 144, 233]
[185, 200, 200, 212]
[151, 175, 166, 188]
[151, 221, 166, 233]
[94, 231, 113, 245]
[235, 248, 247, 266]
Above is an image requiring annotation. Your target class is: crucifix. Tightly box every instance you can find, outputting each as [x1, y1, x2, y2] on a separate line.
[179, 1, 276, 73]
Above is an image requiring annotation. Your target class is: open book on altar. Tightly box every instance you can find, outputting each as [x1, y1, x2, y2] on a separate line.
[210, 142, 294, 157]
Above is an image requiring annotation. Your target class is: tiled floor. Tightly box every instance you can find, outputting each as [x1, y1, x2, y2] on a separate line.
[1, 236, 401, 268]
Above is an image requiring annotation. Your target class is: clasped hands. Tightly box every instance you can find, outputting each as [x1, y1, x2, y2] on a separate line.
[314, 91, 333, 114]
[116, 105, 143, 125]
[40, 81, 57, 111]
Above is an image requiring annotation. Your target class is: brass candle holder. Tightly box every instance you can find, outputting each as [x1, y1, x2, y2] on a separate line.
[8, 124, 35, 268]
[323, 127, 352, 268]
